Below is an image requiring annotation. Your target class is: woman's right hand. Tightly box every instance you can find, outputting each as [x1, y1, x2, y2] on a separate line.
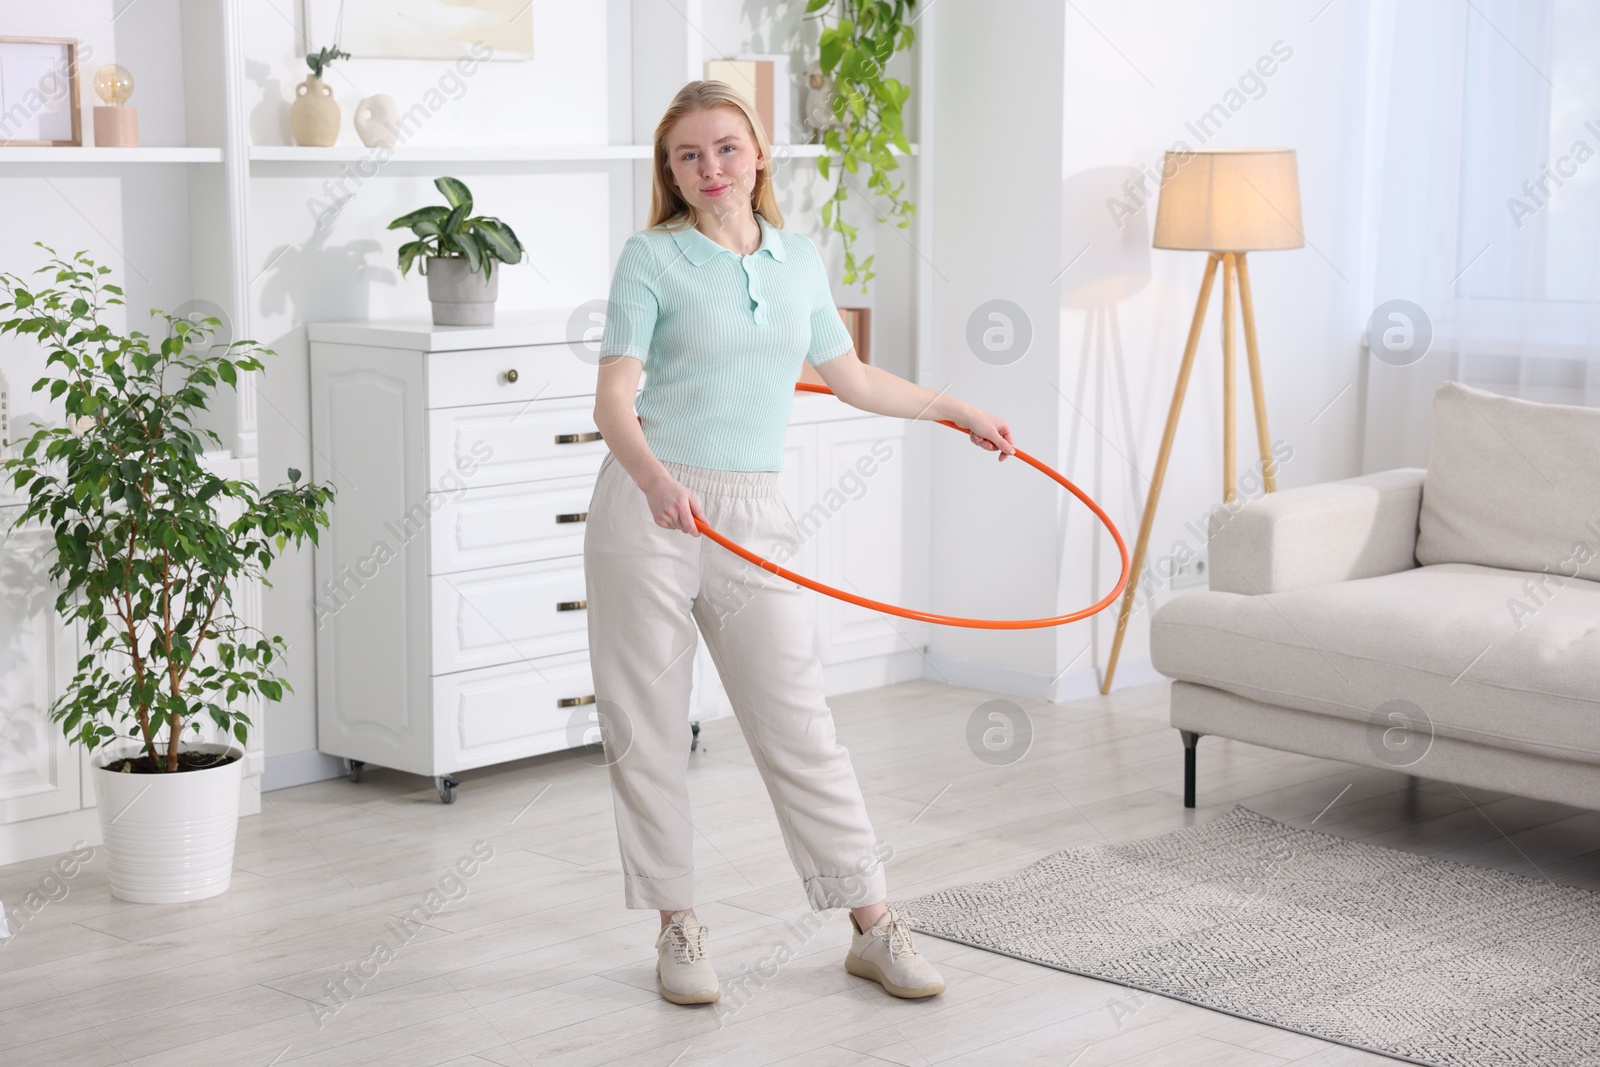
[642, 472, 705, 537]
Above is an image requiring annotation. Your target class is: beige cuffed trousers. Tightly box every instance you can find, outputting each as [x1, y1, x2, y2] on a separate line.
[582, 449, 889, 912]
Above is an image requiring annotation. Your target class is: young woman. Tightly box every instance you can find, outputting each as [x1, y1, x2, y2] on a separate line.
[585, 81, 1016, 1007]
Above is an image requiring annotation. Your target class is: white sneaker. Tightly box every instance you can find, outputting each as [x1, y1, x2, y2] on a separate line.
[656, 910, 720, 1005]
[845, 908, 945, 998]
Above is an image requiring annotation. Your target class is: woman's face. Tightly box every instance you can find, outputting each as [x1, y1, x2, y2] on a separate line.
[665, 106, 766, 222]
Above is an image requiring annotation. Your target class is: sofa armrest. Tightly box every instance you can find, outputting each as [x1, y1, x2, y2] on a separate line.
[1208, 468, 1425, 595]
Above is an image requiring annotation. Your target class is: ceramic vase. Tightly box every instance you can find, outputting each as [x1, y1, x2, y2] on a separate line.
[354, 94, 399, 147]
[290, 74, 340, 147]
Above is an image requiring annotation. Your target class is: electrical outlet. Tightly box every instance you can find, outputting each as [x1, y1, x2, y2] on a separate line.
[1171, 553, 1208, 589]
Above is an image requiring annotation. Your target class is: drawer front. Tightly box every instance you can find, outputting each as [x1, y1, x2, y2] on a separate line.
[427, 345, 597, 409]
[430, 474, 595, 575]
[433, 650, 597, 771]
[429, 397, 607, 488]
[431, 557, 588, 674]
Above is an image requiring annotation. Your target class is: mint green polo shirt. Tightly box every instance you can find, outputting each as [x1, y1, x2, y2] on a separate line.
[597, 213, 855, 472]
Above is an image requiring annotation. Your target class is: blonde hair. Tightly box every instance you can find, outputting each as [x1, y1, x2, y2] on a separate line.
[648, 80, 783, 231]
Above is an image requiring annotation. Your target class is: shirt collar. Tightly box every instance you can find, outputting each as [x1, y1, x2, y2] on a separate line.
[670, 213, 786, 267]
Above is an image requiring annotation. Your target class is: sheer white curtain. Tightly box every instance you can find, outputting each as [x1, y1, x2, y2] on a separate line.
[1361, 0, 1600, 470]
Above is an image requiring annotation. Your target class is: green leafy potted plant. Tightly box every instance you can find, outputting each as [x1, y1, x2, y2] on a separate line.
[804, 0, 919, 292]
[291, 43, 352, 147]
[0, 244, 335, 903]
[388, 176, 527, 327]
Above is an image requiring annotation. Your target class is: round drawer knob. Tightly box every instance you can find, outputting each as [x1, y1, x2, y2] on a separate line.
[504, 368, 519, 384]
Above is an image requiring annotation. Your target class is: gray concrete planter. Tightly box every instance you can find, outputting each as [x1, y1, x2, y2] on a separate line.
[422, 256, 499, 326]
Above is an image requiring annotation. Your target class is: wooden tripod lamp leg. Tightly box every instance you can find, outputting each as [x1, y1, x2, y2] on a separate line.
[1235, 253, 1277, 492]
[1101, 253, 1221, 695]
[1222, 253, 1237, 504]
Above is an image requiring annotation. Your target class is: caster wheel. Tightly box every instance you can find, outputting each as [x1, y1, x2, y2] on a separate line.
[690, 721, 701, 753]
[347, 759, 364, 784]
[436, 774, 460, 804]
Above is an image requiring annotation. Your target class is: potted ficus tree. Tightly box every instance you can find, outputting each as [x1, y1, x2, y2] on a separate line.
[0, 244, 335, 904]
[389, 176, 526, 326]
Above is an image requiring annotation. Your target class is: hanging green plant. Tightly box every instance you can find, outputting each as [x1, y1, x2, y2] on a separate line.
[805, 0, 918, 293]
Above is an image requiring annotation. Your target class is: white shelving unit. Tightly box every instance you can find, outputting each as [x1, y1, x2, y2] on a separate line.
[0, 0, 936, 860]
[245, 143, 914, 163]
[1, 0, 935, 462]
[0, 147, 224, 163]
[248, 144, 653, 162]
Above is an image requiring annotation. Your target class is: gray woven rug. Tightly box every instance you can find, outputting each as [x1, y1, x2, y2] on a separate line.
[892, 806, 1600, 1067]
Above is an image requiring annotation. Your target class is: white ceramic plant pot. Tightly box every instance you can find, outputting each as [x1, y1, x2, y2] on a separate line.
[423, 255, 499, 326]
[90, 741, 244, 903]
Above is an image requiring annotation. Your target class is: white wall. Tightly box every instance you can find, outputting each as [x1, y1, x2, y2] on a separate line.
[925, 0, 1068, 690]
[245, 0, 912, 788]
[1053, 0, 1374, 692]
[2, 0, 1376, 802]
[922, 1, 1371, 699]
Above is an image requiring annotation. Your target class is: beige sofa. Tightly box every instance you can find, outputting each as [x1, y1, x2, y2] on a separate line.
[1151, 382, 1600, 810]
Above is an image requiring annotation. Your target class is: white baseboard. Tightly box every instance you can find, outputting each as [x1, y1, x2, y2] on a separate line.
[0, 808, 102, 867]
[919, 651, 1165, 703]
[263, 749, 345, 792]
[1095, 657, 1166, 694]
[824, 648, 925, 695]
[255, 651, 926, 791]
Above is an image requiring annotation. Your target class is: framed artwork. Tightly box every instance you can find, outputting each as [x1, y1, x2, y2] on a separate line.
[302, 0, 533, 62]
[0, 37, 83, 146]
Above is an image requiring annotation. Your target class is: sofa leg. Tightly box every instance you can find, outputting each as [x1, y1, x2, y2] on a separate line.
[1180, 730, 1202, 809]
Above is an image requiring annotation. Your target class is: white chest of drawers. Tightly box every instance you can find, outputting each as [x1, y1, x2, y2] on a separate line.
[308, 313, 922, 803]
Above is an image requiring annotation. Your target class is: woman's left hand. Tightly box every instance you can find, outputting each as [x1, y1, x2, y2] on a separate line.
[963, 409, 1016, 462]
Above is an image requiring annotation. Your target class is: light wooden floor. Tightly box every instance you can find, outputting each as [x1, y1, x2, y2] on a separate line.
[4, 679, 1598, 1066]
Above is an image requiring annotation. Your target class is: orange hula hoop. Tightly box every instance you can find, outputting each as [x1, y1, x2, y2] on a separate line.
[639, 382, 1131, 630]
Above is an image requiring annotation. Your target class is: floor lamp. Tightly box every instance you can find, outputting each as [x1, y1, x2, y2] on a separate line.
[1101, 148, 1304, 693]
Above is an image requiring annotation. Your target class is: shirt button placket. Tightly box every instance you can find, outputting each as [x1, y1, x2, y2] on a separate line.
[743, 255, 767, 327]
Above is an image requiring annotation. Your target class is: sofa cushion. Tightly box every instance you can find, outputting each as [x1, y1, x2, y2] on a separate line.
[1150, 563, 1600, 764]
[1417, 382, 1600, 582]
[1210, 468, 1424, 595]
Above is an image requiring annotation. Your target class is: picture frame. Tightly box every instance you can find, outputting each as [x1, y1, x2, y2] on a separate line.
[301, 0, 533, 62]
[0, 36, 83, 147]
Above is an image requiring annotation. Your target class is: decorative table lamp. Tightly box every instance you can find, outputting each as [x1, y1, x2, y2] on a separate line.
[92, 64, 138, 147]
[1101, 148, 1303, 692]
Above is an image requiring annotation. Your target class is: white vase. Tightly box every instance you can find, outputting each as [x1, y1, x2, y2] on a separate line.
[90, 741, 244, 903]
[354, 94, 399, 147]
[422, 256, 499, 326]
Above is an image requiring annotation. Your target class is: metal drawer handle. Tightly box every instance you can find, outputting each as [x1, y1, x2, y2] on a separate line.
[556, 511, 588, 524]
[504, 368, 519, 383]
[557, 693, 596, 708]
[556, 599, 587, 612]
[555, 431, 603, 444]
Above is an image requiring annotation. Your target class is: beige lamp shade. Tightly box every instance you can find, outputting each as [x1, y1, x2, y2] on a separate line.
[1151, 148, 1303, 252]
